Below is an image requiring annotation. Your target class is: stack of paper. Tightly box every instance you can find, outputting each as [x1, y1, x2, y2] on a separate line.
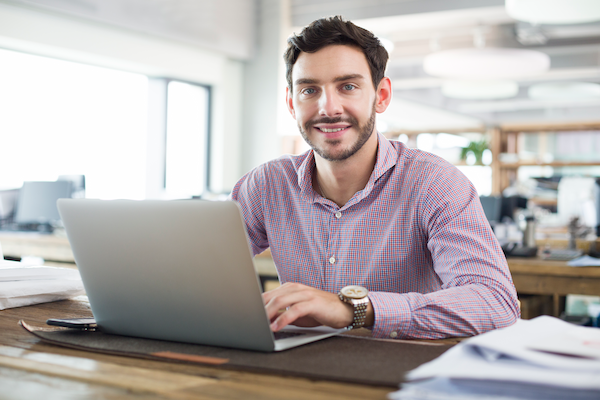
[390, 316, 600, 400]
[0, 259, 85, 310]
[568, 255, 600, 267]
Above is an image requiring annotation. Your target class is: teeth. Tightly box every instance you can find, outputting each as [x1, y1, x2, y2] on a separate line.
[320, 127, 345, 133]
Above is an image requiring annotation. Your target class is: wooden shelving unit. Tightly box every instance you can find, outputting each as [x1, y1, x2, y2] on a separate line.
[491, 121, 600, 195]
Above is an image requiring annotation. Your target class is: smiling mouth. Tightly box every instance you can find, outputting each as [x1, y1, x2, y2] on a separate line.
[317, 127, 347, 133]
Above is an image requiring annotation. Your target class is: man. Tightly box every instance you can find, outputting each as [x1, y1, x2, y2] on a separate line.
[231, 16, 519, 339]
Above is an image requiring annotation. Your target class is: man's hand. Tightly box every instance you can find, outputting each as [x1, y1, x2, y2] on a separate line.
[262, 282, 373, 331]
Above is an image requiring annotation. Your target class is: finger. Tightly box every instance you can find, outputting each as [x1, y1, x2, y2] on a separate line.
[271, 301, 314, 331]
[265, 290, 314, 322]
[262, 282, 302, 304]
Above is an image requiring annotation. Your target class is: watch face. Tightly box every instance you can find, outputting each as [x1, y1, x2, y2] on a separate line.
[341, 285, 368, 299]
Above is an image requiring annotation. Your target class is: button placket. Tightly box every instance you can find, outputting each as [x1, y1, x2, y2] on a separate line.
[323, 206, 342, 292]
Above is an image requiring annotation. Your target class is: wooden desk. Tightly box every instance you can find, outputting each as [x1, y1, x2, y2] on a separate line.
[508, 257, 600, 316]
[4, 232, 599, 316]
[0, 299, 394, 399]
[0, 231, 75, 267]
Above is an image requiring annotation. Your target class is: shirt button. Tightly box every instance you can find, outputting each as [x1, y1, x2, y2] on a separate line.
[335, 211, 342, 219]
[390, 331, 398, 338]
[329, 257, 336, 264]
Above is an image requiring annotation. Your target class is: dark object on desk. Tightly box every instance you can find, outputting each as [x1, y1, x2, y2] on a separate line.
[587, 238, 600, 259]
[21, 320, 453, 387]
[47, 317, 98, 330]
[500, 195, 528, 221]
[479, 195, 502, 224]
[589, 249, 600, 259]
[502, 243, 538, 258]
[559, 313, 593, 327]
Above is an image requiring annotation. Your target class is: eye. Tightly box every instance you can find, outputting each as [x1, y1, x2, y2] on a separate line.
[342, 84, 357, 91]
[300, 87, 316, 95]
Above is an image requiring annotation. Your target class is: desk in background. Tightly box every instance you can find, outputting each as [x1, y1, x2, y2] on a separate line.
[508, 257, 600, 317]
[0, 232, 75, 268]
[3, 232, 600, 316]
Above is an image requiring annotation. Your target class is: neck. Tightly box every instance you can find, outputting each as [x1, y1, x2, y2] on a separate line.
[313, 132, 378, 207]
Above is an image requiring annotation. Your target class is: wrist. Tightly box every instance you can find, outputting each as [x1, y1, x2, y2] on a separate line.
[338, 285, 371, 329]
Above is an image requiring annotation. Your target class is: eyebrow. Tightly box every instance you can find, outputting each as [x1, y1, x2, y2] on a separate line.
[294, 74, 366, 87]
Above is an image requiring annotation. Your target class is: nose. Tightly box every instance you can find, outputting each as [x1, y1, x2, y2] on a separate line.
[318, 88, 343, 117]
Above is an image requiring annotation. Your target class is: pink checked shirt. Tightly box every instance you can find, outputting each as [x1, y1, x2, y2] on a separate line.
[231, 133, 519, 339]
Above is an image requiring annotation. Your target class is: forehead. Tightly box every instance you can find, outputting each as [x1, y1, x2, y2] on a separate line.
[292, 45, 371, 83]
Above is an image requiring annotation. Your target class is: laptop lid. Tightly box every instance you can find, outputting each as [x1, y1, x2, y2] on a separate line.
[57, 199, 341, 352]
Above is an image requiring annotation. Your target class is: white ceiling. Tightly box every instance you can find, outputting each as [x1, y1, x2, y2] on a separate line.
[348, 4, 600, 130]
[3, 0, 256, 59]
[5, 0, 600, 131]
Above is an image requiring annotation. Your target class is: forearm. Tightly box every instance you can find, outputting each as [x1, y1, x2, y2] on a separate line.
[369, 283, 519, 339]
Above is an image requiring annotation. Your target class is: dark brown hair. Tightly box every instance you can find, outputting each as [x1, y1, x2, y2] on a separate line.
[284, 16, 389, 90]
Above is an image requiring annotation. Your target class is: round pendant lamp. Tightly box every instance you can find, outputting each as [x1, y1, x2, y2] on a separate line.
[528, 81, 600, 99]
[506, 0, 600, 25]
[423, 48, 550, 80]
[442, 80, 519, 100]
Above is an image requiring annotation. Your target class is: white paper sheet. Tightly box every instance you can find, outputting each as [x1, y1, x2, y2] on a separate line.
[0, 261, 84, 310]
[405, 317, 600, 390]
[568, 255, 600, 267]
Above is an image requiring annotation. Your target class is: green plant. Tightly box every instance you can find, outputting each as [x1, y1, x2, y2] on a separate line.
[460, 140, 488, 164]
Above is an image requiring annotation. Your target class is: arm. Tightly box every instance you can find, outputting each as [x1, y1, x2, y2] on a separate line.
[369, 167, 520, 339]
[230, 167, 269, 256]
[264, 165, 519, 338]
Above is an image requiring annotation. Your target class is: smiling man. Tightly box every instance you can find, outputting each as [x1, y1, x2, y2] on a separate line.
[231, 16, 519, 339]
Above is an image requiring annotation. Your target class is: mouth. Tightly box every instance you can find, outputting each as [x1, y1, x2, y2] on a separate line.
[313, 124, 351, 135]
[317, 127, 347, 133]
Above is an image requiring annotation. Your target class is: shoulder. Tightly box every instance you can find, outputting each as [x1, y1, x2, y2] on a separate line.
[392, 142, 467, 184]
[231, 151, 310, 198]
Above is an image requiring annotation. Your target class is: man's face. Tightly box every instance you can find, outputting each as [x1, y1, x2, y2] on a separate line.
[286, 45, 380, 162]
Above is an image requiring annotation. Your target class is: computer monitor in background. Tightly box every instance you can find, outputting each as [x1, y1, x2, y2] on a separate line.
[479, 195, 502, 225]
[58, 175, 85, 198]
[14, 181, 72, 231]
[0, 188, 20, 222]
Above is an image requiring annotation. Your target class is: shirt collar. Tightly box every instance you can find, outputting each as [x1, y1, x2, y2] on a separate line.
[297, 132, 398, 206]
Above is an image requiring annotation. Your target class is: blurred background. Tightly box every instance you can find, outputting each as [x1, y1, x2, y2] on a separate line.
[1, 0, 600, 319]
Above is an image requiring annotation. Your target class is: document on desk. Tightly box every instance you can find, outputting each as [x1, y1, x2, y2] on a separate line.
[0, 260, 84, 310]
[389, 316, 600, 400]
[568, 255, 600, 267]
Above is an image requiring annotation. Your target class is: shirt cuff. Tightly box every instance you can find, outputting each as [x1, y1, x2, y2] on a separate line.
[369, 291, 413, 339]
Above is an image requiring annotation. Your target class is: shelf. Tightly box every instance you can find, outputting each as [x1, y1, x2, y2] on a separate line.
[500, 121, 600, 133]
[499, 161, 600, 168]
[529, 197, 557, 206]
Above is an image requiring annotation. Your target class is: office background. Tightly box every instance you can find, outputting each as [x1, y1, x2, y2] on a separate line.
[1, 0, 599, 206]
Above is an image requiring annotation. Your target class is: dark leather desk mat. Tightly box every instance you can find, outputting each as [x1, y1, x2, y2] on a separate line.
[21, 321, 453, 387]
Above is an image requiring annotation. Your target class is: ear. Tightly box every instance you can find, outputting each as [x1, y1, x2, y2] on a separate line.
[286, 86, 296, 120]
[375, 77, 392, 114]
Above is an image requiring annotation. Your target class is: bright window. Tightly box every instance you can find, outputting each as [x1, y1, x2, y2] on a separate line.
[165, 81, 210, 199]
[0, 48, 148, 199]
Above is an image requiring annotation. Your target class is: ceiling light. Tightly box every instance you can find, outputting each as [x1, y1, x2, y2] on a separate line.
[506, 0, 600, 24]
[423, 48, 550, 80]
[442, 80, 520, 100]
[528, 81, 600, 99]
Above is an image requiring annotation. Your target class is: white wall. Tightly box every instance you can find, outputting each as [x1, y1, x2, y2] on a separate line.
[240, 0, 291, 173]
[0, 1, 245, 193]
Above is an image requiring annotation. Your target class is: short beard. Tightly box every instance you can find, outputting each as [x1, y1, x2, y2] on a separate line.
[298, 101, 377, 162]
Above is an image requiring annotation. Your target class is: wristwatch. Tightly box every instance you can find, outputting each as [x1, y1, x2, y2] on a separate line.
[338, 285, 370, 329]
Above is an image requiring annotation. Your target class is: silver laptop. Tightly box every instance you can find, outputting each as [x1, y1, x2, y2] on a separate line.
[57, 199, 344, 352]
